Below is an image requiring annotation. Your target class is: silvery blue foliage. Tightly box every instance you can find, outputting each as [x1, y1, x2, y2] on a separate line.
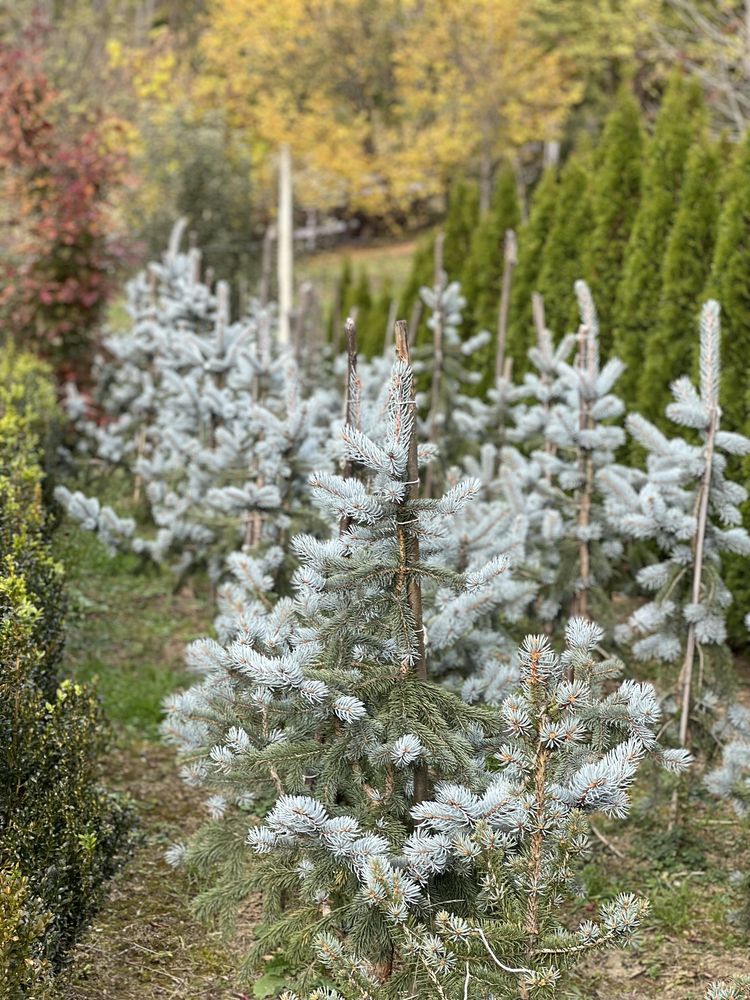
[526, 282, 626, 625]
[242, 620, 689, 997]
[601, 301, 750, 667]
[505, 321, 577, 449]
[705, 705, 750, 817]
[704, 980, 750, 999]
[56, 228, 334, 580]
[163, 352, 519, 833]
[413, 277, 491, 470]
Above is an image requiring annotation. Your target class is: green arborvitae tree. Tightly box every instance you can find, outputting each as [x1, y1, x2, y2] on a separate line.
[586, 86, 644, 353]
[345, 268, 373, 326]
[328, 257, 354, 343]
[460, 162, 521, 335]
[536, 150, 593, 337]
[397, 231, 436, 346]
[704, 130, 750, 433]
[703, 131, 750, 646]
[613, 72, 704, 404]
[507, 166, 559, 376]
[442, 176, 480, 282]
[359, 278, 394, 358]
[638, 132, 721, 425]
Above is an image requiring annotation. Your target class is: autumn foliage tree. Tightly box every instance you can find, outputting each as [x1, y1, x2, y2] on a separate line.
[0, 29, 128, 381]
[199, 0, 580, 222]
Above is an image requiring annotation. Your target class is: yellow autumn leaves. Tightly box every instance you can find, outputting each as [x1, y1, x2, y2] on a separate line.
[196, 0, 582, 218]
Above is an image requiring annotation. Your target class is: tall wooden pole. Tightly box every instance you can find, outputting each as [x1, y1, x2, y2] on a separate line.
[394, 320, 428, 804]
[278, 143, 293, 346]
[495, 229, 517, 384]
[424, 233, 446, 498]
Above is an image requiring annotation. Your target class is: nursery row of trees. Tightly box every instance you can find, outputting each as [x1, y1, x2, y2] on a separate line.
[53, 226, 750, 997]
[347, 71, 750, 439]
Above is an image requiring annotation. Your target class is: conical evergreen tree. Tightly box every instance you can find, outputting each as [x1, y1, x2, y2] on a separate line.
[345, 268, 373, 325]
[460, 162, 521, 335]
[397, 231, 436, 345]
[704, 130, 750, 432]
[536, 149, 593, 337]
[442, 176, 480, 282]
[507, 166, 559, 376]
[613, 73, 704, 404]
[327, 257, 354, 343]
[586, 86, 644, 353]
[638, 132, 721, 425]
[360, 279, 394, 358]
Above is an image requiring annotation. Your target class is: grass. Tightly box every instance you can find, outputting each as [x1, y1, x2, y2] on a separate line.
[52, 514, 258, 999]
[55, 524, 210, 738]
[296, 236, 418, 310]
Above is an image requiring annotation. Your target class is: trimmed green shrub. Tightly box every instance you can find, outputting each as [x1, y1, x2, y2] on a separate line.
[0, 867, 52, 998]
[0, 352, 131, 987]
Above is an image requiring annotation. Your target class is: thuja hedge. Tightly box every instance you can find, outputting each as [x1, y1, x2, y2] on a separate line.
[0, 351, 131, 995]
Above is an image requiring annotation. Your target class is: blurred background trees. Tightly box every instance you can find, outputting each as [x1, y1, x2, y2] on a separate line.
[4, 0, 750, 360]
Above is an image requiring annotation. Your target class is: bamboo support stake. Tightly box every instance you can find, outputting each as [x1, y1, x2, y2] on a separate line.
[259, 226, 274, 309]
[424, 233, 446, 499]
[574, 322, 594, 620]
[394, 320, 429, 804]
[188, 246, 202, 285]
[407, 298, 422, 349]
[524, 645, 548, 957]
[277, 143, 293, 345]
[383, 298, 398, 357]
[340, 318, 362, 536]
[495, 229, 517, 384]
[166, 217, 188, 263]
[678, 395, 719, 747]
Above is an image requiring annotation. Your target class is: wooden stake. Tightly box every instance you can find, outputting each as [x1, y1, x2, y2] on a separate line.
[678, 400, 719, 747]
[340, 318, 361, 536]
[424, 233, 446, 499]
[574, 323, 594, 620]
[394, 321, 429, 803]
[277, 143, 293, 345]
[383, 298, 397, 357]
[259, 225, 274, 308]
[188, 246, 202, 285]
[407, 298, 422, 348]
[495, 229, 517, 385]
[166, 217, 187, 262]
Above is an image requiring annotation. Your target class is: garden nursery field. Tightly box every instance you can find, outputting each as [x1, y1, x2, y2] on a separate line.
[5, 3, 750, 1000]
